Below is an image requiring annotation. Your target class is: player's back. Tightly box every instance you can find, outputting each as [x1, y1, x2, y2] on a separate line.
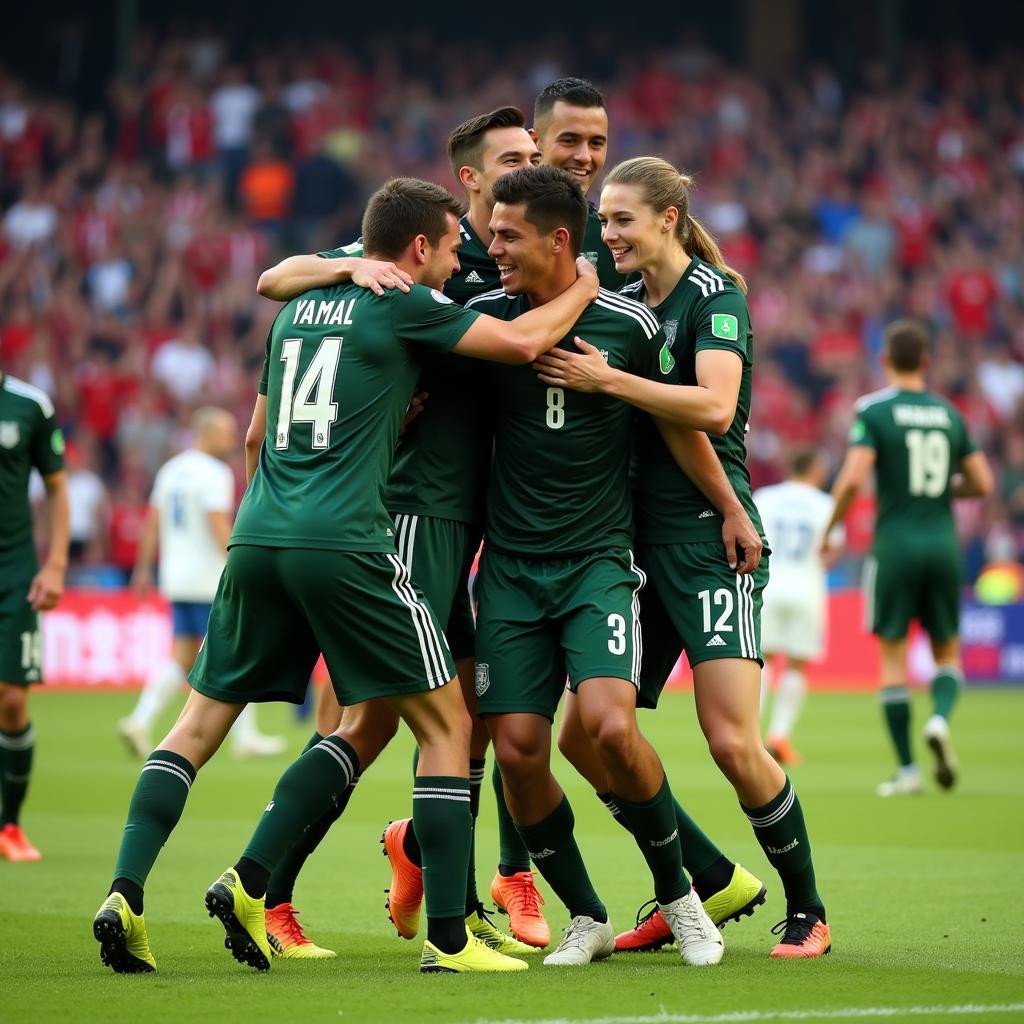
[151, 449, 234, 602]
[851, 387, 974, 548]
[233, 282, 470, 554]
[754, 481, 833, 600]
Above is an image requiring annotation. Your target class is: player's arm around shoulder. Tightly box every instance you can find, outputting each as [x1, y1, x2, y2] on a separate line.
[256, 242, 413, 301]
[453, 258, 599, 365]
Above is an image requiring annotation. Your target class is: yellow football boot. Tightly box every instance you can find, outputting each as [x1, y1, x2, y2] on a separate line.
[93, 892, 156, 974]
[205, 868, 272, 971]
[266, 903, 336, 959]
[466, 907, 540, 956]
[420, 927, 528, 973]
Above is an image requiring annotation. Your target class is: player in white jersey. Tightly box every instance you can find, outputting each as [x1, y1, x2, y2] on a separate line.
[117, 408, 284, 758]
[754, 451, 841, 765]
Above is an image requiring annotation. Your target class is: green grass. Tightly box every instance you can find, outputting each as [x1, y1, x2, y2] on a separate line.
[4, 688, 1024, 1024]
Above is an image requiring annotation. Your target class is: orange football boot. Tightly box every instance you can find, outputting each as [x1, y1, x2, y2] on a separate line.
[766, 734, 803, 766]
[381, 819, 423, 939]
[0, 823, 41, 861]
[490, 870, 550, 949]
[769, 913, 831, 958]
[615, 899, 673, 952]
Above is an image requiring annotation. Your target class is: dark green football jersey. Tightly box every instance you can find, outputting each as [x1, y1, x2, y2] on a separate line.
[233, 284, 480, 552]
[624, 258, 764, 545]
[319, 218, 496, 526]
[583, 205, 628, 289]
[0, 374, 64, 578]
[850, 387, 975, 546]
[466, 286, 669, 556]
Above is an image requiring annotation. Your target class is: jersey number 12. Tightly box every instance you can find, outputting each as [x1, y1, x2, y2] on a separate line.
[276, 337, 343, 450]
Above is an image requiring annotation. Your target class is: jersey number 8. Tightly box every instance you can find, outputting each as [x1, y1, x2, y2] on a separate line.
[545, 387, 565, 430]
[276, 337, 343, 450]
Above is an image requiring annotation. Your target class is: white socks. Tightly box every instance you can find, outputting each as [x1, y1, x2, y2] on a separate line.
[768, 667, 807, 739]
[129, 660, 186, 729]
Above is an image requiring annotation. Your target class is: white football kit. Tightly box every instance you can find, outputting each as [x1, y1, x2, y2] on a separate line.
[150, 449, 234, 603]
[754, 481, 839, 661]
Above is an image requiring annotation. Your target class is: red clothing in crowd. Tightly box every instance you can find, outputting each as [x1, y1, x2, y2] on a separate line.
[945, 269, 999, 337]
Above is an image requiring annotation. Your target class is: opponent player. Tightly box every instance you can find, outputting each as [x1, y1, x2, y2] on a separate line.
[0, 371, 68, 862]
[118, 408, 284, 761]
[535, 157, 831, 958]
[824, 319, 992, 796]
[91, 176, 600, 976]
[468, 165, 765, 967]
[250, 108, 547, 956]
[755, 450, 841, 765]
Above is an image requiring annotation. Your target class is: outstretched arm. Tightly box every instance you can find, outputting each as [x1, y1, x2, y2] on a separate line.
[257, 254, 413, 300]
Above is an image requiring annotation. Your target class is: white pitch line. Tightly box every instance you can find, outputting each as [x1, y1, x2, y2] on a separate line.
[469, 1003, 1024, 1024]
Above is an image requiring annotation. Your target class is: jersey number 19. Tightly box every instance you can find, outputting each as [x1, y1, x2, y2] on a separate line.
[905, 429, 949, 497]
[276, 337, 343, 450]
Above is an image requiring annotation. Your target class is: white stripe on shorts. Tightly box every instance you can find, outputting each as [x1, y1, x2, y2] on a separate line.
[386, 553, 450, 688]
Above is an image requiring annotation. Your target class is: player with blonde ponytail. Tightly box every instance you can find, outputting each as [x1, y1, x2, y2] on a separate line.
[536, 155, 832, 960]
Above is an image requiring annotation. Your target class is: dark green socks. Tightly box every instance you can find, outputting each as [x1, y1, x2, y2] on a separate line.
[880, 685, 914, 767]
[466, 758, 486, 913]
[932, 666, 962, 721]
[597, 788, 734, 897]
[0, 723, 34, 827]
[241, 736, 359, 893]
[112, 749, 197, 897]
[611, 775, 691, 905]
[516, 795, 606, 922]
[493, 761, 531, 875]
[414, 776, 471, 921]
[742, 776, 823, 918]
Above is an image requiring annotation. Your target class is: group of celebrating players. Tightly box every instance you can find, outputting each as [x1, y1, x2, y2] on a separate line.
[1, 74, 987, 977]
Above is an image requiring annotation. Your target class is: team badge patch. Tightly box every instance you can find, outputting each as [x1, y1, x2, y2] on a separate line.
[659, 342, 676, 375]
[849, 419, 866, 444]
[430, 289, 454, 304]
[711, 313, 739, 341]
[0, 421, 20, 449]
[51, 428, 65, 455]
[475, 662, 490, 697]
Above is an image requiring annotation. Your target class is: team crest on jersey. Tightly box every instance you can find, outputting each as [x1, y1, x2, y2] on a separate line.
[430, 289, 454, 305]
[662, 319, 678, 345]
[0, 421, 20, 449]
[475, 662, 490, 697]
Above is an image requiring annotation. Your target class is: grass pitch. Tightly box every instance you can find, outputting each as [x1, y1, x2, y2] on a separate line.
[4, 688, 1023, 1024]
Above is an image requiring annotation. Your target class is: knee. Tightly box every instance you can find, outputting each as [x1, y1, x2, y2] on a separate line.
[555, 715, 589, 767]
[705, 728, 760, 781]
[492, 730, 546, 787]
[0, 685, 27, 730]
[587, 712, 639, 768]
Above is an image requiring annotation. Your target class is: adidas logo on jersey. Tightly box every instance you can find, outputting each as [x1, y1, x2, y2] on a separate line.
[465, 270, 484, 284]
[698, 509, 717, 519]
[530, 848, 557, 859]
[706, 634, 727, 647]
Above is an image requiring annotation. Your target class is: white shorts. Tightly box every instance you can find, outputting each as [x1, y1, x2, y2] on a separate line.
[760, 592, 826, 662]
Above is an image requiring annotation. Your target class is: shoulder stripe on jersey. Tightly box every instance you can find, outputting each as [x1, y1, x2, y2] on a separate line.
[464, 288, 510, 309]
[594, 296, 659, 340]
[690, 265, 724, 296]
[596, 288, 661, 335]
[619, 280, 644, 297]
[853, 386, 898, 412]
[3, 376, 55, 418]
[694, 263, 725, 290]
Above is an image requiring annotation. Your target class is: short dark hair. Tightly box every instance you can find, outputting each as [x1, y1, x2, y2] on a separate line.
[534, 77, 605, 130]
[789, 448, 820, 478]
[447, 106, 526, 178]
[884, 318, 929, 372]
[361, 178, 462, 260]
[491, 165, 588, 257]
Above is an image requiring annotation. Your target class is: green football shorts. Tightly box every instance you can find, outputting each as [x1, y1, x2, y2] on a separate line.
[190, 544, 455, 707]
[391, 513, 477, 661]
[863, 539, 961, 642]
[637, 540, 768, 710]
[474, 547, 646, 720]
[0, 578, 42, 686]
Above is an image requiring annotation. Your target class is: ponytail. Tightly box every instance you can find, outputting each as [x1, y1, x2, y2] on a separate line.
[605, 158, 747, 294]
[684, 212, 747, 294]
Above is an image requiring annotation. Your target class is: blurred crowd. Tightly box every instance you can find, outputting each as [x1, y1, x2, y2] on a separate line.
[1, 29, 1023, 586]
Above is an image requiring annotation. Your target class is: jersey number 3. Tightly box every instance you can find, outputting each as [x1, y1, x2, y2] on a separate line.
[276, 337, 343, 450]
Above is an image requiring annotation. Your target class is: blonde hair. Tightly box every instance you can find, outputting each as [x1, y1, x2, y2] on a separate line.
[604, 157, 747, 294]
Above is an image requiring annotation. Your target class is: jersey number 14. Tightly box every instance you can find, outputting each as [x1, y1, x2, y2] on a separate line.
[276, 337, 343, 450]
